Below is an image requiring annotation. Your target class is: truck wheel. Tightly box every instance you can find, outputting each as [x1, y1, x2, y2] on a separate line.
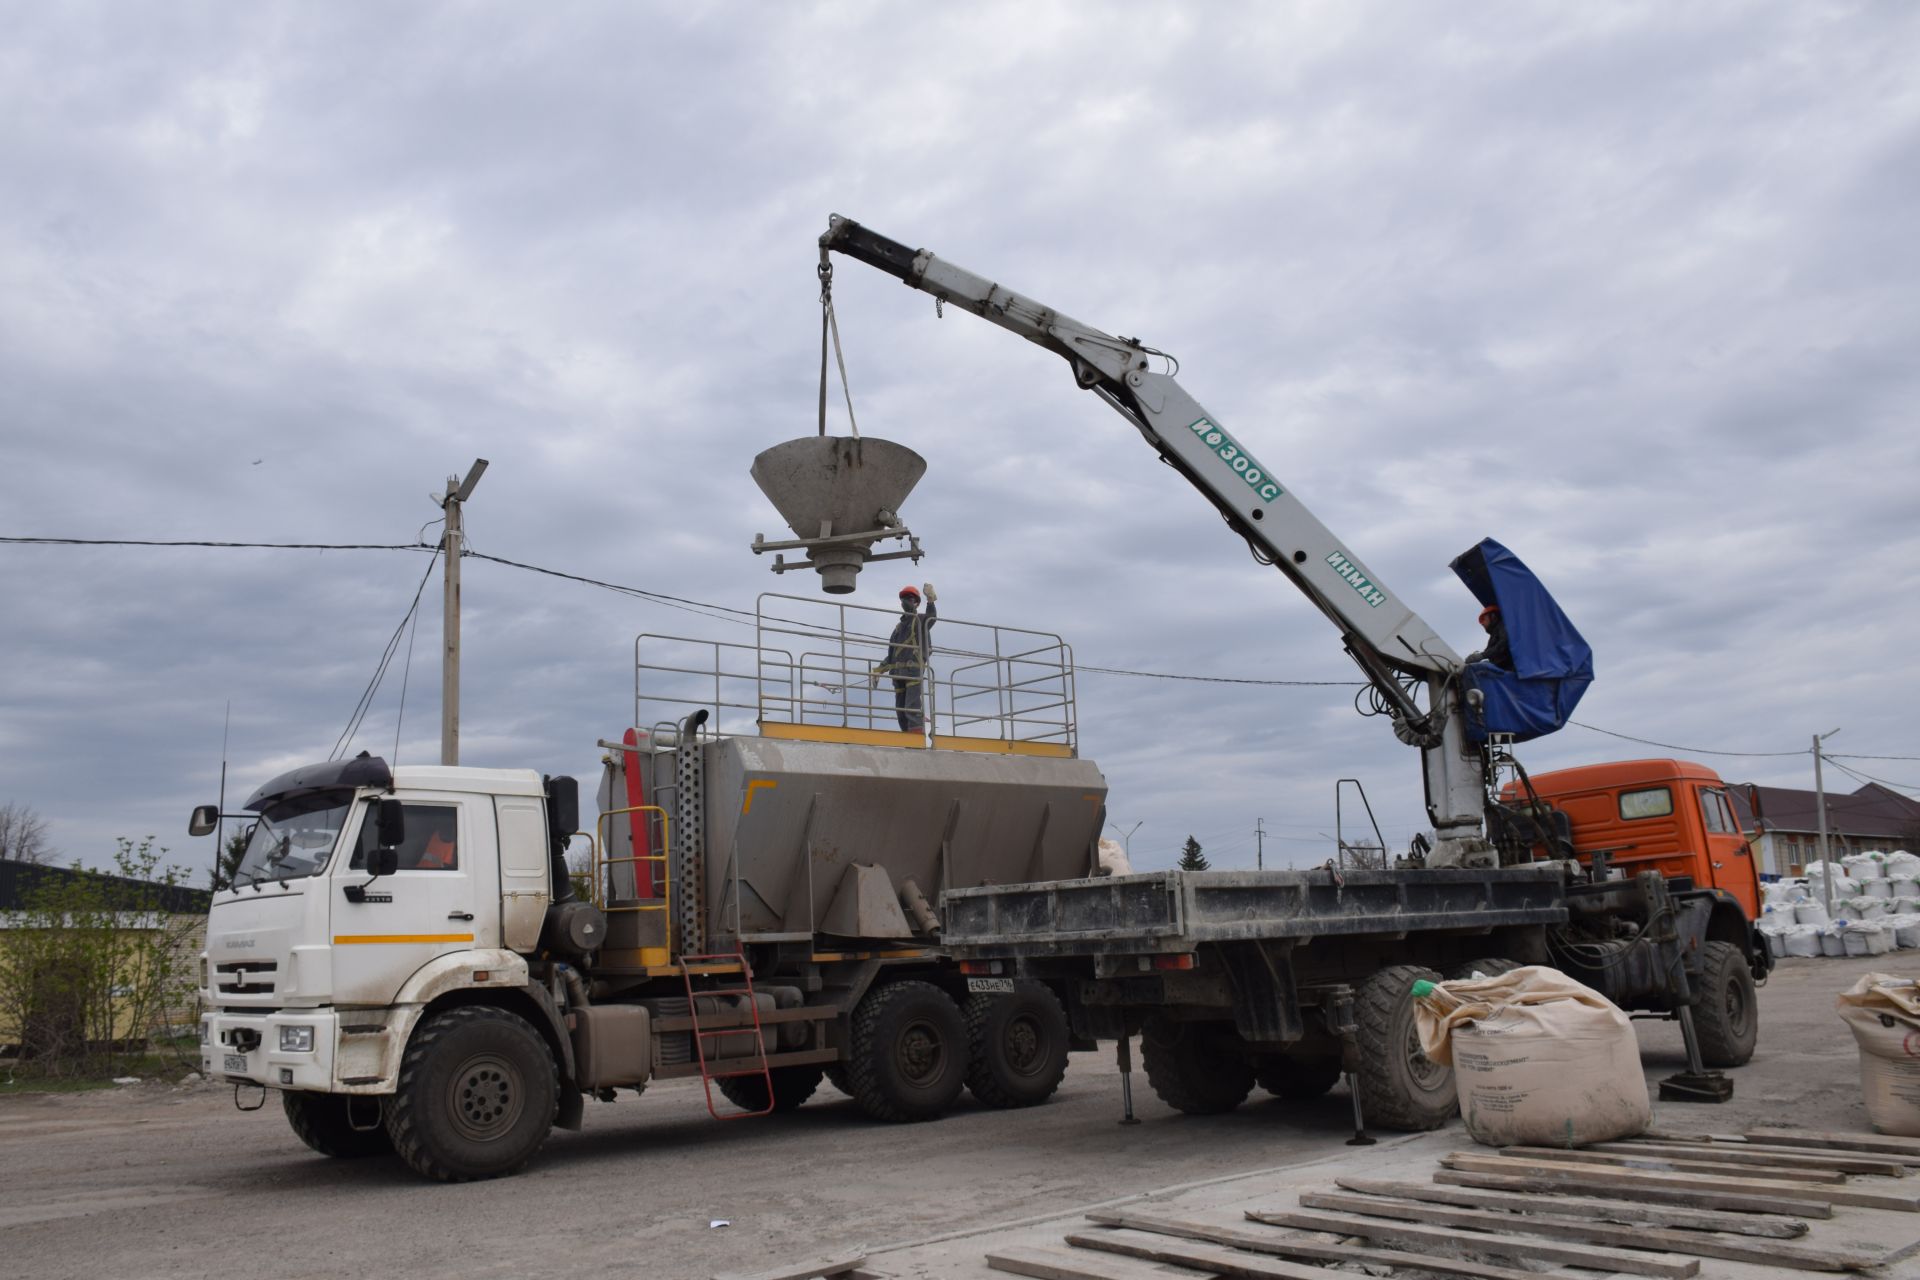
[1255, 1054, 1342, 1100]
[1446, 957, 1522, 982]
[1140, 1017, 1254, 1114]
[1354, 964, 1456, 1131]
[282, 1091, 393, 1158]
[1693, 940, 1759, 1068]
[847, 981, 968, 1122]
[385, 1005, 558, 1182]
[962, 981, 1070, 1108]
[715, 1065, 824, 1113]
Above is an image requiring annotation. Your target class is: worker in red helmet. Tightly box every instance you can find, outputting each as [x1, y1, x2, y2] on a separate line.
[1466, 603, 1513, 670]
[872, 582, 937, 732]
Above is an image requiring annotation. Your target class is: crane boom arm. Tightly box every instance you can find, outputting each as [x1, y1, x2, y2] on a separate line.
[821, 214, 1494, 863]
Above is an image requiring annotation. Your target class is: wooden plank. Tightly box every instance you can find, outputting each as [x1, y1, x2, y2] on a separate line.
[1333, 1176, 1811, 1237]
[712, 1251, 866, 1280]
[1435, 1167, 1835, 1218]
[1297, 1190, 1879, 1273]
[1082, 1210, 1544, 1280]
[985, 1243, 1208, 1280]
[1491, 1145, 1849, 1183]
[1747, 1127, 1920, 1160]
[1601, 1140, 1912, 1177]
[1068, 1229, 1460, 1280]
[1244, 1209, 1700, 1278]
[1446, 1153, 1920, 1213]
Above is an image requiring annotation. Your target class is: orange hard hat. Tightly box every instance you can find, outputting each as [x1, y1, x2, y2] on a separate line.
[899, 585, 921, 599]
[1477, 605, 1500, 627]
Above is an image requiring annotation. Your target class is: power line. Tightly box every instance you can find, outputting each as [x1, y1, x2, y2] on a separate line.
[1825, 757, 1920, 797]
[331, 548, 442, 761]
[8, 532, 1909, 756]
[1, 535, 430, 552]
[1565, 720, 1810, 759]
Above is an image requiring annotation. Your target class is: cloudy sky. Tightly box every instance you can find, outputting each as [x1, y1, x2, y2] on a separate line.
[3, 3, 1916, 882]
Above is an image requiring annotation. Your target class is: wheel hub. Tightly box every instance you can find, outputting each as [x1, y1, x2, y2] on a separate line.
[448, 1053, 523, 1142]
[1004, 1016, 1041, 1073]
[896, 1021, 945, 1084]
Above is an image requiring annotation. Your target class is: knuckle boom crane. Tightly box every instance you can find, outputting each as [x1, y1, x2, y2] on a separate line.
[821, 214, 1521, 868]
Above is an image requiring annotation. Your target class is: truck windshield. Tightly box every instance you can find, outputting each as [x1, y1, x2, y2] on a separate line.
[232, 792, 355, 888]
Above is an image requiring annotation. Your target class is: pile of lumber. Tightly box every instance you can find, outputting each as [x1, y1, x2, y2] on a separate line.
[985, 1129, 1920, 1279]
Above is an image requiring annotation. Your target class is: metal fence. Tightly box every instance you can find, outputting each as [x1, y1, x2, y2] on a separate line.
[635, 593, 1077, 751]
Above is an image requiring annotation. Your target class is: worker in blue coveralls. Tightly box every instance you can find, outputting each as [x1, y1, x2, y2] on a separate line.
[872, 583, 937, 732]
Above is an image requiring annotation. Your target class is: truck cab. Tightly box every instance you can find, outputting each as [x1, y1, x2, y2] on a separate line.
[199, 755, 573, 1103]
[1513, 758, 1763, 920]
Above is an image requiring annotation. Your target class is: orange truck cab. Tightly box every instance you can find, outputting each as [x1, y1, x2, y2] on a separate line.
[1506, 758, 1763, 921]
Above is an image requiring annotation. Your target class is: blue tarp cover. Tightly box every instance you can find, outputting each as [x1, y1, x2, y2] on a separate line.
[1450, 538, 1593, 743]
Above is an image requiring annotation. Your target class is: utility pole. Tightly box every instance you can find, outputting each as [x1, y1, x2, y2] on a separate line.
[440, 459, 489, 766]
[1255, 817, 1266, 871]
[1814, 727, 1841, 918]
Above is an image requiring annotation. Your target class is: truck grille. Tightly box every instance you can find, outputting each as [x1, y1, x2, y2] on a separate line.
[215, 961, 278, 996]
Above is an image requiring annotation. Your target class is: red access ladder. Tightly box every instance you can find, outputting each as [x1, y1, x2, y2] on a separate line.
[679, 950, 776, 1119]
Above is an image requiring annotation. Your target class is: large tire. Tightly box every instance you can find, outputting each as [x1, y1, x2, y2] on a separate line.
[1140, 1017, 1255, 1114]
[385, 1005, 558, 1182]
[1255, 1054, 1342, 1100]
[283, 1091, 393, 1158]
[715, 1065, 824, 1113]
[1693, 940, 1759, 1068]
[1354, 964, 1456, 1131]
[847, 981, 968, 1122]
[1446, 957, 1523, 982]
[962, 981, 1070, 1108]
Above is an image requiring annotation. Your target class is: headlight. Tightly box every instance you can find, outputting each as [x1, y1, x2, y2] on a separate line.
[278, 1025, 315, 1053]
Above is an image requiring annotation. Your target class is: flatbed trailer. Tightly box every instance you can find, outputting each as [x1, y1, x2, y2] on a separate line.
[941, 864, 1767, 1129]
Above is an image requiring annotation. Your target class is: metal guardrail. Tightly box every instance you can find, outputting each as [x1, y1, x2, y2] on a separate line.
[634, 593, 1077, 751]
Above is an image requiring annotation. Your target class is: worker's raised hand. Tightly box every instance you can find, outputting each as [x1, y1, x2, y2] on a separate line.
[923, 582, 936, 602]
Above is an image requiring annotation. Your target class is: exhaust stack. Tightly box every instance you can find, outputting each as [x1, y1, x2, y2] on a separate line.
[749, 436, 926, 593]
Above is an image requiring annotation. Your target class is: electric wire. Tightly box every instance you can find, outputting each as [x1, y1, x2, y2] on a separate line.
[1824, 757, 1920, 797]
[330, 548, 441, 762]
[7, 532, 1908, 755]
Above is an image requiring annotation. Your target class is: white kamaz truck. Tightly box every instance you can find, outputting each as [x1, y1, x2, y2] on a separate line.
[192, 214, 1766, 1181]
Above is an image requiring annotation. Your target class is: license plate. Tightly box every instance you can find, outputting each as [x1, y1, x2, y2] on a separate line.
[223, 1054, 248, 1074]
[966, 977, 1014, 994]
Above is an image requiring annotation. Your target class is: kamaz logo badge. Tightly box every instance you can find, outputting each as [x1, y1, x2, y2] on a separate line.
[1187, 418, 1282, 505]
[1326, 550, 1387, 608]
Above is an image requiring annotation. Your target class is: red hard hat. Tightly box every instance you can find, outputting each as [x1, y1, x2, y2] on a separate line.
[1477, 605, 1500, 627]
[899, 585, 921, 599]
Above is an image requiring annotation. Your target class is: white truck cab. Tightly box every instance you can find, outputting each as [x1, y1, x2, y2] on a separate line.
[196, 754, 597, 1176]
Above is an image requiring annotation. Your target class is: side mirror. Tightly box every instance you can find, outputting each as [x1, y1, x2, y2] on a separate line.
[366, 845, 399, 878]
[188, 805, 220, 838]
[376, 798, 407, 848]
[545, 776, 579, 841]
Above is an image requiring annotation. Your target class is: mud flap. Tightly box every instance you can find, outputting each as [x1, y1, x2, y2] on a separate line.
[556, 1084, 585, 1131]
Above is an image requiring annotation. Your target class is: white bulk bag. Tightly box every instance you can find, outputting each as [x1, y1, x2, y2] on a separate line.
[1865, 879, 1896, 899]
[1892, 879, 1920, 898]
[1891, 916, 1920, 950]
[1850, 897, 1889, 920]
[1837, 975, 1920, 1136]
[1845, 852, 1887, 880]
[1883, 850, 1920, 879]
[1844, 924, 1893, 957]
[1795, 902, 1832, 927]
[1820, 927, 1848, 957]
[1784, 925, 1822, 958]
[1414, 967, 1649, 1148]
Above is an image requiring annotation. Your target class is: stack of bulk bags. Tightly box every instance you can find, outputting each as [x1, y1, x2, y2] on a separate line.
[1843, 922, 1895, 956]
[1836, 975, 1920, 1136]
[1412, 967, 1650, 1148]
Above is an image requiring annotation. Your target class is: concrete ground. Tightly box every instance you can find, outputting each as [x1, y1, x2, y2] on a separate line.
[0, 953, 1911, 1280]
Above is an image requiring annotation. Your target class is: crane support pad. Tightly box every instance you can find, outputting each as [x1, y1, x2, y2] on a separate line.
[942, 866, 1567, 958]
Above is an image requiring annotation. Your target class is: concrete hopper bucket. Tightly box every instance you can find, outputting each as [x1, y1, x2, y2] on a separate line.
[750, 436, 926, 593]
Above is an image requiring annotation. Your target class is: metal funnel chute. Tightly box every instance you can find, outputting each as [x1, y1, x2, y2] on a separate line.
[750, 436, 926, 593]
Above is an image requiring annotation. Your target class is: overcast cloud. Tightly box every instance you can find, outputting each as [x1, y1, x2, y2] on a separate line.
[2, 2, 1916, 880]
